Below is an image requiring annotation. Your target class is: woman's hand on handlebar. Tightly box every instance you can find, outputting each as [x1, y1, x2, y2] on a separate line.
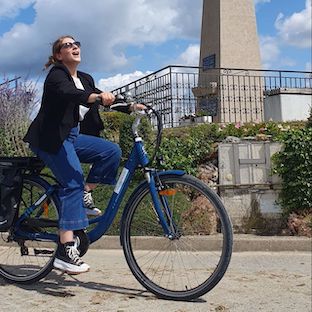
[88, 92, 115, 106]
[98, 92, 115, 106]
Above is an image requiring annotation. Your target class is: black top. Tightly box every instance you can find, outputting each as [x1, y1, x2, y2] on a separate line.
[24, 64, 102, 153]
[79, 102, 104, 137]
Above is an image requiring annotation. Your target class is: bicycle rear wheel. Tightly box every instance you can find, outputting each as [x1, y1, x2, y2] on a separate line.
[121, 174, 233, 300]
[0, 175, 59, 284]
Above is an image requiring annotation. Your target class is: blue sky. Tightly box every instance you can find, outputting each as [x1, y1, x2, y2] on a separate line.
[0, 0, 311, 90]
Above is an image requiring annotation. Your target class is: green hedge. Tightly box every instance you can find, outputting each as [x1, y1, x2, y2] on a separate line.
[157, 121, 305, 175]
[99, 113, 305, 179]
[2, 103, 309, 219]
[159, 125, 215, 175]
[272, 127, 312, 215]
[100, 111, 126, 142]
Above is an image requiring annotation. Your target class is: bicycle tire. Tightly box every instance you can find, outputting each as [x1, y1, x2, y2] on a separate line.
[121, 174, 233, 300]
[0, 175, 59, 284]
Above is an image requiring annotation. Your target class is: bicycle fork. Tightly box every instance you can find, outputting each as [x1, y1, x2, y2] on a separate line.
[145, 171, 180, 240]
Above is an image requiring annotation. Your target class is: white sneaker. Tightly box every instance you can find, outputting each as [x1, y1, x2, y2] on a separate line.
[83, 191, 101, 216]
[53, 241, 90, 274]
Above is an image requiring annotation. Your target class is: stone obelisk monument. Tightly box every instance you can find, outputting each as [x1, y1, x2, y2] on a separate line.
[196, 0, 263, 122]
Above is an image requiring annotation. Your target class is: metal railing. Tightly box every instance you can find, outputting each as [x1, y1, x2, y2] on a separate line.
[0, 76, 21, 88]
[0, 77, 22, 97]
[112, 66, 312, 127]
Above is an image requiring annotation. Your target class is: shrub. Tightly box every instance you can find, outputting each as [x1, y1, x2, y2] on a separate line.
[118, 114, 154, 160]
[159, 126, 214, 175]
[154, 121, 305, 176]
[100, 111, 127, 142]
[272, 128, 312, 215]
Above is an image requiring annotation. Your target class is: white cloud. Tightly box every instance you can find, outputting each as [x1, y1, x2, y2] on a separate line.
[175, 44, 200, 66]
[259, 36, 280, 68]
[0, 0, 35, 18]
[306, 62, 312, 72]
[259, 36, 299, 69]
[0, 0, 202, 75]
[275, 0, 312, 48]
[259, 1, 311, 69]
[254, 0, 271, 5]
[97, 70, 152, 92]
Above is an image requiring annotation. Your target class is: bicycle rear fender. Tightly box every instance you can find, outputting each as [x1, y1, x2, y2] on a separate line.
[119, 170, 186, 246]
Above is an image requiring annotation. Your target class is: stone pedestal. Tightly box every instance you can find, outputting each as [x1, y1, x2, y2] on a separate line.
[264, 88, 312, 122]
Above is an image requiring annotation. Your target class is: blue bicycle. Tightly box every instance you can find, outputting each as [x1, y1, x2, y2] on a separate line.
[0, 101, 233, 301]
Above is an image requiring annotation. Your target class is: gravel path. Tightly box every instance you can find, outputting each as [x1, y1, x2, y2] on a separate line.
[0, 250, 311, 312]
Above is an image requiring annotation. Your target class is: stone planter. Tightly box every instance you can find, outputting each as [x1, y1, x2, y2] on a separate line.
[179, 119, 192, 126]
[195, 116, 212, 123]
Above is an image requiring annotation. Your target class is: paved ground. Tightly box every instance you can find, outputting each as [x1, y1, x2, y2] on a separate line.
[0, 248, 311, 312]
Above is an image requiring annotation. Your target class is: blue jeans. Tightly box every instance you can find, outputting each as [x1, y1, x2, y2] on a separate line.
[31, 127, 121, 231]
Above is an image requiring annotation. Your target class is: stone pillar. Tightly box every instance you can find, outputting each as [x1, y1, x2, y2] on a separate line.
[196, 0, 263, 123]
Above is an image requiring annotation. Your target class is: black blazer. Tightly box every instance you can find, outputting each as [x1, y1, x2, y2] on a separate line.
[24, 64, 102, 153]
[79, 102, 104, 137]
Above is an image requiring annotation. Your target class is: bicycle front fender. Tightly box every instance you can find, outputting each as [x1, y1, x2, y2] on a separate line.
[157, 170, 186, 176]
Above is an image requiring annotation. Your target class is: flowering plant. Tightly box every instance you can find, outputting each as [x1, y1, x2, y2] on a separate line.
[0, 77, 37, 156]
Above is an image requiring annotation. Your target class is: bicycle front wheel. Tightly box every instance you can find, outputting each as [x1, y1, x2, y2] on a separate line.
[0, 175, 59, 284]
[121, 174, 233, 300]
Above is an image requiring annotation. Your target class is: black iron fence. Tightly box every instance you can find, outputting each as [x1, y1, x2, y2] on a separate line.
[0, 76, 21, 89]
[112, 66, 312, 127]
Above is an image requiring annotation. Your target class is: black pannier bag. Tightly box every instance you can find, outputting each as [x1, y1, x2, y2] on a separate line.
[0, 164, 23, 232]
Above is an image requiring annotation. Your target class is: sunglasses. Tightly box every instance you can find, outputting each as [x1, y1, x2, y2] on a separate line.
[60, 41, 81, 50]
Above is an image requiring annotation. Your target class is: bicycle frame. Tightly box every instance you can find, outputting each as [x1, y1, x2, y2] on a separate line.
[87, 136, 184, 244]
[14, 118, 185, 245]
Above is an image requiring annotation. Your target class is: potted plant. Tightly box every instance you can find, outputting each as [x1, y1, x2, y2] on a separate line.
[195, 112, 211, 124]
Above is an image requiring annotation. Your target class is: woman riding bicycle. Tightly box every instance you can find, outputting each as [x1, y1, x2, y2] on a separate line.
[23, 35, 123, 274]
[6, 36, 233, 296]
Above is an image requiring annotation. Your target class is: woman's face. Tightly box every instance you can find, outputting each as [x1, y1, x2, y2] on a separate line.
[56, 37, 81, 66]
